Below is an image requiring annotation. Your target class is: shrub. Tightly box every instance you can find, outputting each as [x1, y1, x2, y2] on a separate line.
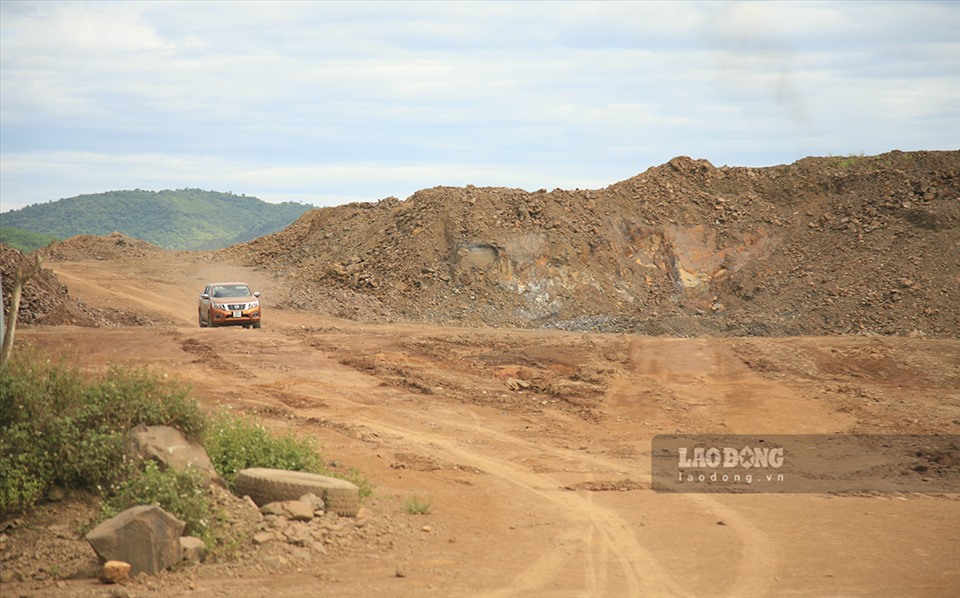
[100, 461, 217, 546]
[0, 425, 53, 514]
[203, 409, 327, 489]
[204, 409, 374, 498]
[0, 350, 204, 516]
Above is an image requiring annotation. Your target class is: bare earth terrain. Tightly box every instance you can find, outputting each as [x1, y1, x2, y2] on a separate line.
[2, 151, 959, 596]
[2, 248, 958, 597]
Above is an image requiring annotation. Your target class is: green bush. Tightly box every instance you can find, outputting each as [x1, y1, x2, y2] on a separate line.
[205, 409, 374, 498]
[0, 351, 205, 515]
[101, 461, 216, 546]
[0, 426, 53, 514]
[204, 409, 327, 489]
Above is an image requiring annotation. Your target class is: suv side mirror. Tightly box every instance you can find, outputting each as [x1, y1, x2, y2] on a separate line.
[254, 292, 261, 298]
[201, 293, 210, 300]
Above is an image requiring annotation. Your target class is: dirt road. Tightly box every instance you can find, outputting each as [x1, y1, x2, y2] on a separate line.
[14, 252, 960, 597]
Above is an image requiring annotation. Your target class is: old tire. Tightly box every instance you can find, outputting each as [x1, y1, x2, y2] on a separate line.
[233, 468, 360, 517]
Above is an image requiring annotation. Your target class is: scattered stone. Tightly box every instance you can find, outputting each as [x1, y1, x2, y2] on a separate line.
[396, 564, 407, 578]
[300, 493, 325, 515]
[0, 517, 24, 532]
[260, 499, 316, 522]
[100, 560, 132, 584]
[0, 569, 22, 583]
[109, 587, 131, 598]
[259, 502, 288, 517]
[180, 536, 207, 564]
[506, 378, 531, 391]
[252, 531, 275, 545]
[284, 500, 316, 522]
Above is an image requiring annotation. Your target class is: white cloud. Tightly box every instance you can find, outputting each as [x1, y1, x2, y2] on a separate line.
[1, 1, 957, 213]
[0, 150, 614, 211]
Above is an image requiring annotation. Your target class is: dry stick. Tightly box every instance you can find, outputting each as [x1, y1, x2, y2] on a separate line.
[0, 254, 44, 369]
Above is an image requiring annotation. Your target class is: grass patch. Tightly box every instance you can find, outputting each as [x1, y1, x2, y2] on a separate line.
[404, 496, 432, 515]
[831, 151, 867, 170]
[204, 409, 328, 489]
[204, 408, 374, 498]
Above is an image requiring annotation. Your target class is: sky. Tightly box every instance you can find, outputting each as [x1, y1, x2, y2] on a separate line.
[1, 1, 958, 212]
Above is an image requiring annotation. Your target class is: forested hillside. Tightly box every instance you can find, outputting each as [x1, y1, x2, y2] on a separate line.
[0, 226, 58, 253]
[0, 189, 312, 250]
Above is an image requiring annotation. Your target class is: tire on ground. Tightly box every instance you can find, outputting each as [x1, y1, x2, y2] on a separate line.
[233, 468, 360, 517]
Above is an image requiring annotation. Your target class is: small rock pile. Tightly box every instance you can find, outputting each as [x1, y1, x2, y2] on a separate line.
[250, 494, 333, 556]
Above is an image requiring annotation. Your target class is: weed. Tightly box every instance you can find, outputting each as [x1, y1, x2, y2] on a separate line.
[834, 151, 867, 170]
[203, 409, 374, 499]
[404, 496, 432, 515]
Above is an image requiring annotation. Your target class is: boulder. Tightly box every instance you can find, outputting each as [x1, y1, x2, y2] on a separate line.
[86, 505, 185, 576]
[126, 424, 221, 484]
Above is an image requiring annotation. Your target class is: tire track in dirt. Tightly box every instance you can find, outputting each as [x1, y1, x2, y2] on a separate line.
[397, 406, 778, 597]
[599, 337, 784, 598]
[53, 261, 772, 596]
[51, 267, 195, 326]
[345, 414, 666, 596]
[218, 325, 776, 596]
[202, 326, 672, 597]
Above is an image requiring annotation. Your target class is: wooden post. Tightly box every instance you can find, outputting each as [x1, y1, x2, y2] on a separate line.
[0, 254, 43, 370]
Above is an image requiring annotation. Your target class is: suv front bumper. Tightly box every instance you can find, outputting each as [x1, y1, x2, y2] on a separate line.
[209, 306, 261, 327]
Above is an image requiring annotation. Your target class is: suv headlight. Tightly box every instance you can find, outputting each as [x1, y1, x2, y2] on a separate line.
[249, 301, 259, 309]
[212, 303, 227, 310]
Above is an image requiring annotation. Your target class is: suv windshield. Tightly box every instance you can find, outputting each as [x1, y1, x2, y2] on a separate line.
[212, 285, 252, 298]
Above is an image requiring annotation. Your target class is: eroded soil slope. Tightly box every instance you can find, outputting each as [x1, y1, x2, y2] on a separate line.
[215, 151, 960, 337]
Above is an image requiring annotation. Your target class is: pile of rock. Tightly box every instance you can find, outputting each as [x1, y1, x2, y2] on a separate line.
[0, 244, 154, 327]
[220, 150, 960, 337]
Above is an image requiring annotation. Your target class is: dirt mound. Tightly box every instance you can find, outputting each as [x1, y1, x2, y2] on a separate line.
[221, 150, 960, 337]
[1, 244, 152, 327]
[47, 232, 167, 262]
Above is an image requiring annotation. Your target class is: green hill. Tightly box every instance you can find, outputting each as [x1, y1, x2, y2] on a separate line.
[0, 189, 313, 250]
[0, 226, 59, 253]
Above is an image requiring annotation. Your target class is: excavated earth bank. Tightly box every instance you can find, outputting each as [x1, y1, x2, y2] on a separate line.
[216, 150, 960, 338]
